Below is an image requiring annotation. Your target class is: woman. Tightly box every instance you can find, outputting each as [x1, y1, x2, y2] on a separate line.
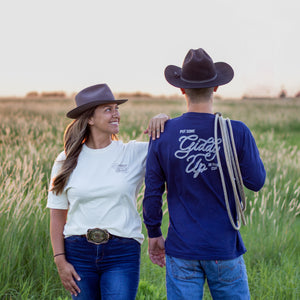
[47, 83, 168, 299]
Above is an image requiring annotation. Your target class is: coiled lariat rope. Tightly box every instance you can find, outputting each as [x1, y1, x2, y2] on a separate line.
[214, 112, 247, 230]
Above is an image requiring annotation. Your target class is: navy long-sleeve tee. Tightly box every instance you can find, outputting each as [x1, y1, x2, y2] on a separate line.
[143, 112, 266, 260]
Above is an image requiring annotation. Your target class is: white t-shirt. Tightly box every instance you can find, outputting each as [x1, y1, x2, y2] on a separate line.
[47, 140, 148, 244]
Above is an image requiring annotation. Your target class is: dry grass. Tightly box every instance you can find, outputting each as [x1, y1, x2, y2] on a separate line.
[0, 96, 299, 299]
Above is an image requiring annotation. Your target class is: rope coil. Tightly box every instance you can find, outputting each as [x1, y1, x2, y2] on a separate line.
[214, 112, 246, 230]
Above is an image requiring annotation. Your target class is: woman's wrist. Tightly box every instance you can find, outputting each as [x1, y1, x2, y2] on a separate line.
[54, 254, 67, 265]
[53, 252, 65, 258]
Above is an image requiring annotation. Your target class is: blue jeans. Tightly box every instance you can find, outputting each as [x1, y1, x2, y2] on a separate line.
[65, 235, 141, 300]
[166, 254, 250, 300]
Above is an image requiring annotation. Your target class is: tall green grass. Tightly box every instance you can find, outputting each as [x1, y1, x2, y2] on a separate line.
[0, 97, 299, 299]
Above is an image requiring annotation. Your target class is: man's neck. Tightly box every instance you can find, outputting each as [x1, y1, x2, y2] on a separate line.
[186, 97, 214, 114]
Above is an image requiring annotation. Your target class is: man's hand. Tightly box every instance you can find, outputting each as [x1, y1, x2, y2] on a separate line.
[144, 113, 170, 140]
[148, 236, 166, 267]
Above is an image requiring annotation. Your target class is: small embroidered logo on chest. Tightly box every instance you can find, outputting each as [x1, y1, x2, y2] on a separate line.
[112, 163, 129, 173]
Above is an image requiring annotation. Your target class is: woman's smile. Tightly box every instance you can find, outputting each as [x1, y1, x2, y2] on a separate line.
[109, 121, 119, 125]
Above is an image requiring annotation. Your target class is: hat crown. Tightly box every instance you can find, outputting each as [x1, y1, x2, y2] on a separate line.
[66, 83, 127, 119]
[164, 47, 234, 89]
[181, 48, 217, 82]
[75, 84, 115, 107]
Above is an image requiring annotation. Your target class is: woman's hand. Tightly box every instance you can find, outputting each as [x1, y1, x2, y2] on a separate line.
[144, 113, 170, 140]
[55, 256, 81, 296]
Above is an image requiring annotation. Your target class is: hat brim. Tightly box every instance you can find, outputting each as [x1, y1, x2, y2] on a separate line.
[66, 99, 128, 119]
[164, 62, 234, 89]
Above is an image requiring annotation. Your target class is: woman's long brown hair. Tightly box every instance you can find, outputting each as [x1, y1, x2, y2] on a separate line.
[50, 107, 118, 195]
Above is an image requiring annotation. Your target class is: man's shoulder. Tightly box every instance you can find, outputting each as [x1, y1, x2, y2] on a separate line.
[154, 117, 182, 141]
[164, 115, 184, 130]
[230, 119, 252, 134]
[230, 119, 246, 127]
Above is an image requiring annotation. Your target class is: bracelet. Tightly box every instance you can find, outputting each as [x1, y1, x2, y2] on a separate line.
[53, 252, 65, 258]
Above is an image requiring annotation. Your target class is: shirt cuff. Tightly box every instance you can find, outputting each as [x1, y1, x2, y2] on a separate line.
[146, 225, 162, 238]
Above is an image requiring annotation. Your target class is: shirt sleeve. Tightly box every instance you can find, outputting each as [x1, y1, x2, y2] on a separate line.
[143, 139, 166, 238]
[131, 141, 148, 174]
[236, 123, 266, 191]
[46, 151, 69, 209]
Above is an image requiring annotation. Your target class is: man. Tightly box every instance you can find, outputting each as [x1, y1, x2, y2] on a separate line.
[143, 48, 266, 299]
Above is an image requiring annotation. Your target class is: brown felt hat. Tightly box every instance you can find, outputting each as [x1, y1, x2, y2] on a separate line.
[165, 48, 234, 89]
[67, 83, 127, 119]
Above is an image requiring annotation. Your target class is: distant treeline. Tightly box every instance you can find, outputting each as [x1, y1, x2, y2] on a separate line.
[25, 88, 300, 100]
[243, 88, 300, 100]
[117, 91, 153, 98]
[25, 91, 154, 99]
[26, 91, 66, 98]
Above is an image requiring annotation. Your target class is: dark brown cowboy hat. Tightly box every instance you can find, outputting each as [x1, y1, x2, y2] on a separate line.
[66, 83, 127, 119]
[164, 48, 234, 89]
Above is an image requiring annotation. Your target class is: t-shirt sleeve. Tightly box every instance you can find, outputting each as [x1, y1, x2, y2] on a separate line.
[129, 141, 148, 175]
[46, 152, 69, 209]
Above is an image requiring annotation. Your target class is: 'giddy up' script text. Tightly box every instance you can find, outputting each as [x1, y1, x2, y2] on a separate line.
[174, 135, 222, 178]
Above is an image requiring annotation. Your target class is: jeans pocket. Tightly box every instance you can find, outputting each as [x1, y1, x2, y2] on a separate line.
[217, 256, 243, 283]
[167, 255, 197, 280]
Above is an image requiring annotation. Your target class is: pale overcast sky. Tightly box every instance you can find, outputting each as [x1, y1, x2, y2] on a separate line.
[0, 0, 299, 98]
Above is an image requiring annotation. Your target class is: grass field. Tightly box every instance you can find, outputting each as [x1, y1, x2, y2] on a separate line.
[0, 96, 299, 299]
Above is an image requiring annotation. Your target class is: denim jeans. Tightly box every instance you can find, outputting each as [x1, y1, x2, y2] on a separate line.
[65, 235, 141, 300]
[166, 254, 250, 300]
